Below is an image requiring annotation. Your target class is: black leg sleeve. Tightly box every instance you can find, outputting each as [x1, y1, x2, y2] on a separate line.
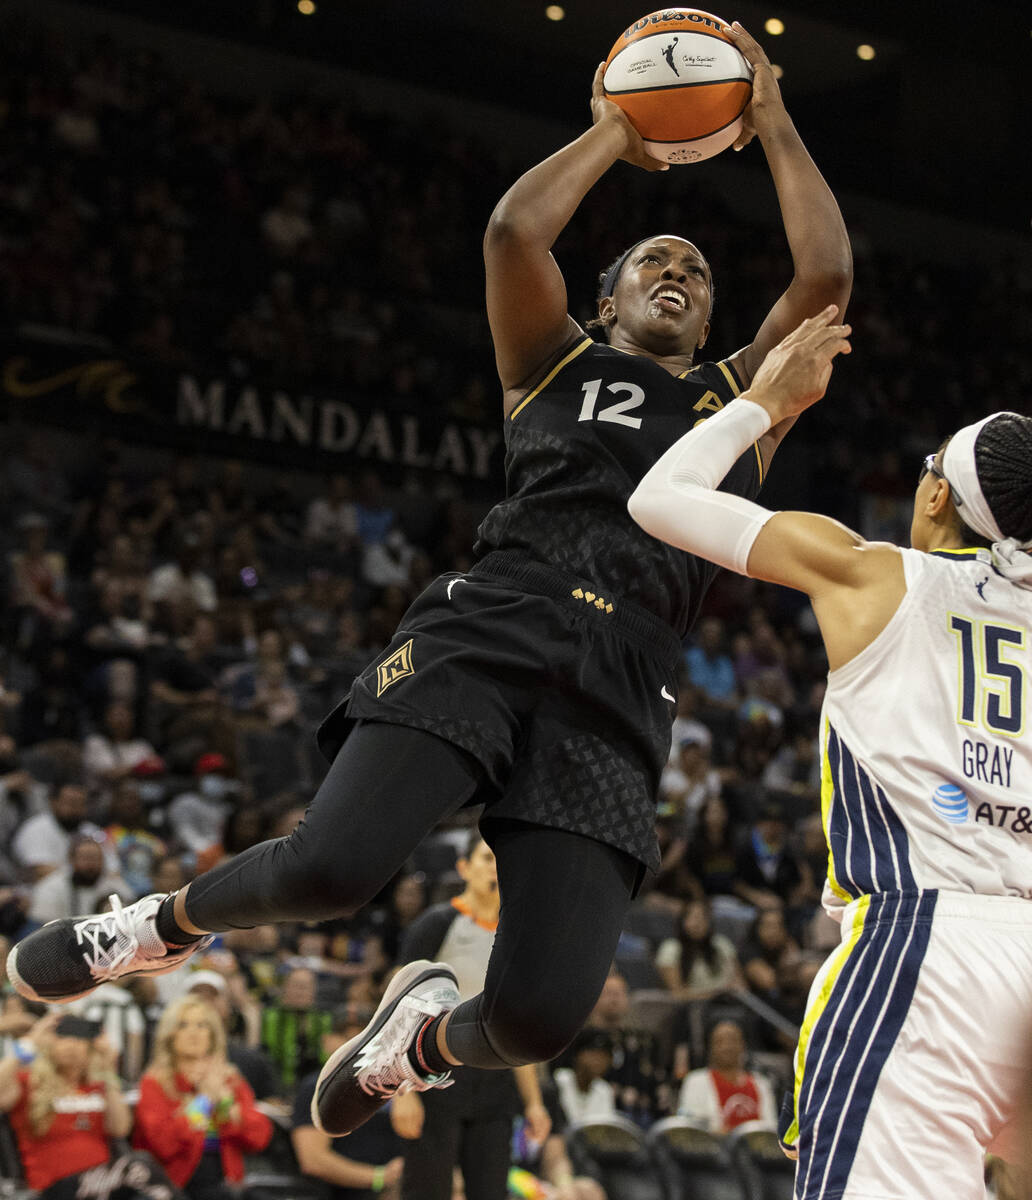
[444, 819, 639, 1069]
[184, 721, 483, 932]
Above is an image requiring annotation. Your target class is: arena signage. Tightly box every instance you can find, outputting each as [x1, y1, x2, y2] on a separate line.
[0, 335, 502, 482]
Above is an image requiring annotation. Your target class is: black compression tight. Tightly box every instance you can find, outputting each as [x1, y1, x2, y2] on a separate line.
[183, 720, 639, 1068]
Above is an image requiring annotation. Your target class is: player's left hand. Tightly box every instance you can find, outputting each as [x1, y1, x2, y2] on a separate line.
[524, 1100, 552, 1144]
[721, 21, 785, 149]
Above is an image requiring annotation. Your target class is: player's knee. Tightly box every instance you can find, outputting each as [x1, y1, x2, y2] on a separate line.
[486, 995, 585, 1066]
[278, 832, 381, 918]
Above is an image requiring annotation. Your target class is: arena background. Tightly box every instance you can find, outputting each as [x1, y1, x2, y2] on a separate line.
[0, 1, 1029, 1196]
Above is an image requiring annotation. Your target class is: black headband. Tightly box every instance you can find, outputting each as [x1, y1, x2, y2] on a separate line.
[599, 239, 651, 299]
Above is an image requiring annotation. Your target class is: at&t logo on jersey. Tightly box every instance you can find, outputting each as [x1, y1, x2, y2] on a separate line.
[932, 783, 969, 825]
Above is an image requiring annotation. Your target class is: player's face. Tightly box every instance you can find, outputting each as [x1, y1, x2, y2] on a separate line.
[608, 237, 712, 354]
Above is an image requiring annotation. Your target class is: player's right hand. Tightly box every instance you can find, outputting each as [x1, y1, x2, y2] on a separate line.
[743, 305, 851, 424]
[389, 1089, 425, 1139]
[590, 63, 669, 172]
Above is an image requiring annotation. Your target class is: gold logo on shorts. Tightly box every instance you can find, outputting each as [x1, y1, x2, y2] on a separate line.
[376, 639, 415, 697]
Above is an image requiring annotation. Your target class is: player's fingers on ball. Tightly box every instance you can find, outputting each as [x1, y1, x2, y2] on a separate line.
[592, 62, 606, 95]
[727, 22, 769, 64]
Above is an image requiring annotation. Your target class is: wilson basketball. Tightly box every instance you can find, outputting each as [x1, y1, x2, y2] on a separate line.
[603, 9, 753, 164]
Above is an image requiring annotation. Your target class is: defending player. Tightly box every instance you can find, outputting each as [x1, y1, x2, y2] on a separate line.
[7, 25, 851, 1140]
[627, 306, 1032, 1200]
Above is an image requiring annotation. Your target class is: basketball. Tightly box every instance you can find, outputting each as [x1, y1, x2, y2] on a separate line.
[603, 9, 753, 164]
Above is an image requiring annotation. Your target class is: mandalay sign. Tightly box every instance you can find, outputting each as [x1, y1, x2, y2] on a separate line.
[1, 335, 503, 482]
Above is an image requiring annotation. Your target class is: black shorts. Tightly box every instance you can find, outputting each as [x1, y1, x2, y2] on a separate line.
[317, 551, 682, 874]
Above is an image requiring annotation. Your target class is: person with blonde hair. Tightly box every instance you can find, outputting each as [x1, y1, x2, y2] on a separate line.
[0, 1010, 131, 1191]
[133, 995, 270, 1200]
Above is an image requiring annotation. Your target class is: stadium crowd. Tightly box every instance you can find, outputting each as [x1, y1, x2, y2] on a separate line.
[0, 10, 1028, 1200]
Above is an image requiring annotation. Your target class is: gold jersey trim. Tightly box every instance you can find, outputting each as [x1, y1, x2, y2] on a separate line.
[509, 337, 594, 420]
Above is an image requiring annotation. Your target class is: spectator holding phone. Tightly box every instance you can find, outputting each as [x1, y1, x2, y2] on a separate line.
[133, 994, 271, 1200]
[0, 1011, 131, 1191]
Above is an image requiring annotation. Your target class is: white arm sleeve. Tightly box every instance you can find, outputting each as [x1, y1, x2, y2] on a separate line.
[628, 397, 777, 576]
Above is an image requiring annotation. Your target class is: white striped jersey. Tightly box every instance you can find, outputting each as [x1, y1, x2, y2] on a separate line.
[819, 546, 1032, 918]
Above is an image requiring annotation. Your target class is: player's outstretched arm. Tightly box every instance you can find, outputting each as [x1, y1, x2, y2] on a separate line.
[485, 65, 667, 397]
[721, 23, 853, 411]
[629, 308, 904, 668]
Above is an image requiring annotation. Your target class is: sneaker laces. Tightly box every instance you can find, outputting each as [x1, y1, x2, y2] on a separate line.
[356, 1007, 453, 1099]
[74, 895, 164, 982]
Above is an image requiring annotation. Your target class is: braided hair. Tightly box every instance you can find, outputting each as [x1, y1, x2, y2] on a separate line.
[976, 412, 1032, 543]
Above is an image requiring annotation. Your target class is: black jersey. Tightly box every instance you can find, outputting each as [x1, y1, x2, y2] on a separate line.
[473, 336, 763, 637]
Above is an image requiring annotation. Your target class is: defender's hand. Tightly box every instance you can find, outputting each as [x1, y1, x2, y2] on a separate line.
[743, 306, 851, 424]
[590, 63, 669, 172]
[722, 21, 786, 150]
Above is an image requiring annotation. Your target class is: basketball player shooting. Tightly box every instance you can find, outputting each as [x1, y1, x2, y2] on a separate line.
[628, 306, 1032, 1200]
[7, 23, 851, 1142]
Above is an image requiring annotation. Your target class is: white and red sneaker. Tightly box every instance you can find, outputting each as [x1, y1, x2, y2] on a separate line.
[312, 959, 459, 1136]
[7, 894, 212, 1003]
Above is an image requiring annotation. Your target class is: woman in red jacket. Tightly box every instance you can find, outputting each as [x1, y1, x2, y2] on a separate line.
[133, 994, 271, 1200]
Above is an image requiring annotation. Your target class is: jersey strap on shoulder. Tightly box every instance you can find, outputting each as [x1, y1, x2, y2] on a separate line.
[509, 336, 594, 421]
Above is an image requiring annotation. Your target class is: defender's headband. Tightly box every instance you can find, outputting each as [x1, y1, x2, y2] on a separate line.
[941, 413, 1012, 543]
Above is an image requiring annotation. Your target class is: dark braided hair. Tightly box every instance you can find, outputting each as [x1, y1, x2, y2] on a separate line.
[976, 413, 1032, 543]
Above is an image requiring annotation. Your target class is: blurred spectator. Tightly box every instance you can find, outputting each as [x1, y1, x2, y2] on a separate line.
[0, 736, 47, 881]
[12, 782, 108, 881]
[133, 994, 271, 1198]
[149, 614, 225, 744]
[552, 1029, 617, 1125]
[305, 474, 359, 555]
[680, 795, 740, 902]
[733, 801, 806, 913]
[667, 685, 711, 764]
[27, 833, 131, 925]
[655, 898, 743, 998]
[291, 1004, 405, 1200]
[222, 629, 300, 729]
[738, 908, 802, 1008]
[183, 966, 281, 1103]
[83, 580, 153, 658]
[5, 433, 73, 525]
[166, 753, 240, 861]
[684, 618, 737, 710]
[361, 872, 429, 964]
[762, 727, 821, 803]
[8, 512, 75, 657]
[18, 646, 85, 743]
[147, 532, 217, 618]
[83, 701, 157, 790]
[579, 968, 673, 1125]
[103, 780, 166, 897]
[76, 970, 148, 1083]
[659, 729, 721, 836]
[0, 1010, 132, 1192]
[676, 1020, 777, 1133]
[261, 966, 332, 1091]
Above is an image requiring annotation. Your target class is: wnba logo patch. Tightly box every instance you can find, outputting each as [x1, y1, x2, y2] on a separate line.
[932, 782, 969, 825]
[376, 639, 415, 697]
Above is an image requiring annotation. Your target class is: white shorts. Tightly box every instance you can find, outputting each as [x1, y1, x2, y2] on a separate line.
[783, 890, 1032, 1200]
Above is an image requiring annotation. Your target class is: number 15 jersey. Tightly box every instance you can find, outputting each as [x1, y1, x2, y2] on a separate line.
[474, 336, 763, 637]
[819, 546, 1032, 916]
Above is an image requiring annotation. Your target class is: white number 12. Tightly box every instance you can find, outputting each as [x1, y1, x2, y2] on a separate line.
[577, 379, 645, 429]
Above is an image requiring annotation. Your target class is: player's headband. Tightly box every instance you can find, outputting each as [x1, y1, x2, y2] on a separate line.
[941, 413, 1016, 544]
[599, 239, 652, 299]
